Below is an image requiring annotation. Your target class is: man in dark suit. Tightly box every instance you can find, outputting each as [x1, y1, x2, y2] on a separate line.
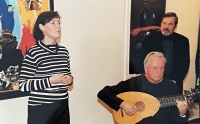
[144, 12, 190, 94]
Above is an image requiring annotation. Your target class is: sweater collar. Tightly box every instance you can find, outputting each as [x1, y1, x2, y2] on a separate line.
[37, 40, 59, 53]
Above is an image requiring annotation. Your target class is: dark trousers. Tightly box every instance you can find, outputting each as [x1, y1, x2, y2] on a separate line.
[28, 99, 70, 124]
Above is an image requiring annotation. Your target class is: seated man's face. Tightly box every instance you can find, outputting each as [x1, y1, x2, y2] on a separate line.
[144, 56, 165, 84]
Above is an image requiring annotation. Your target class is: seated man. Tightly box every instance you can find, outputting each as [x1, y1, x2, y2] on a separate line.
[97, 52, 190, 124]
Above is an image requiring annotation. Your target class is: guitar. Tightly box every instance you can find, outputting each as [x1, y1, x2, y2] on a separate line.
[113, 89, 200, 124]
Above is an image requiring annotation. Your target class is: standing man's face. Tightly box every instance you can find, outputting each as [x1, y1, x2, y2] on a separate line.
[160, 17, 176, 36]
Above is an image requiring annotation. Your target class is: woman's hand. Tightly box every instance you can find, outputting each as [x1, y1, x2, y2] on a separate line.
[49, 74, 65, 84]
[62, 75, 73, 85]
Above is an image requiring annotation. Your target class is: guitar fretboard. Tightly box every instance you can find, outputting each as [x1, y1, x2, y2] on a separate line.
[158, 95, 186, 108]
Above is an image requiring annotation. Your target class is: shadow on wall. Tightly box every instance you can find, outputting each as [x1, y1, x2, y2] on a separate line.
[97, 98, 117, 124]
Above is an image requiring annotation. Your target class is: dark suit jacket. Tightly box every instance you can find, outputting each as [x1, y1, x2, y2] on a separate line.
[144, 31, 190, 93]
[195, 41, 199, 81]
[195, 41, 199, 91]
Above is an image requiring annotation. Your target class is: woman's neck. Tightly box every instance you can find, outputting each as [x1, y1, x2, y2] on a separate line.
[41, 38, 55, 45]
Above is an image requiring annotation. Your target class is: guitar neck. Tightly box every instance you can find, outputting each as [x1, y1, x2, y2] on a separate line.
[158, 95, 186, 108]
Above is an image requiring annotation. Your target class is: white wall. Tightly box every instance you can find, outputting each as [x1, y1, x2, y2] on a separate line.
[0, 0, 199, 124]
[54, 0, 126, 124]
[0, 97, 28, 124]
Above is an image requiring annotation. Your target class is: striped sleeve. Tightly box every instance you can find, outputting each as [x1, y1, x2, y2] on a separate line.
[62, 47, 73, 85]
[63, 47, 71, 75]
[19, 51, 51, 92]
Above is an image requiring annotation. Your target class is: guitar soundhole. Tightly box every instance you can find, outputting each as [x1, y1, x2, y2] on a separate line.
[135, 101, 145, 112]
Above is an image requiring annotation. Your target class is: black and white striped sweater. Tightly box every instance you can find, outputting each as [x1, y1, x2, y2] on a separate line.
[19, 41, 72, 106]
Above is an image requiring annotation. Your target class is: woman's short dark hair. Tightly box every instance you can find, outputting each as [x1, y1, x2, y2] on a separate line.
[33, 11, 60, 41]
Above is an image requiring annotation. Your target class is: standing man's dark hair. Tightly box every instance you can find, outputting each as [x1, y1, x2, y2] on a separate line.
[162, 12, 178, 27]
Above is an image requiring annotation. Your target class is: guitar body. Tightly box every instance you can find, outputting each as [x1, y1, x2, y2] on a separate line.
[113, 92, 160, 124]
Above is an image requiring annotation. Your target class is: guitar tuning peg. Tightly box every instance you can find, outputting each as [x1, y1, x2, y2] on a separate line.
[184, 90, 190, 94]
[191, 88, 196, 92]
[190, 88, 200, 103]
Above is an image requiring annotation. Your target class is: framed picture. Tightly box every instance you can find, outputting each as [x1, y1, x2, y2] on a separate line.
[195, 23, 200, 85]
[0, 0, 54, 100]
[123, 0, 166, 79]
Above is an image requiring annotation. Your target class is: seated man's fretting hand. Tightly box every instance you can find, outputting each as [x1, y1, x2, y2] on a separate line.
[176, 100, 188, 116]
[119, 101, 138, 116]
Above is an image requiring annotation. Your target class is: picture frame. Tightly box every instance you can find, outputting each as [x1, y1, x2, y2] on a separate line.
[196, 23, 200, 86]
[124, 0, 166, 79]
[0, 0, 54, 100]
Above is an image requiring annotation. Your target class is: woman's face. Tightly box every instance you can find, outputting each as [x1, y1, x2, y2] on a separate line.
[40, 17, 61, 40]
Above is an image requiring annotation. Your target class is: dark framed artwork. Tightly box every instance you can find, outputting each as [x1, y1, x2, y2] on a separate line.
[129, 0, 166, 74]
[0, 0, 54, 100]
[196, 23, 200, 83]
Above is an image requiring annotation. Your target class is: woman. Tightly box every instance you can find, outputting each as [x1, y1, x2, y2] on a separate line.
[19, 11, 73, 124]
